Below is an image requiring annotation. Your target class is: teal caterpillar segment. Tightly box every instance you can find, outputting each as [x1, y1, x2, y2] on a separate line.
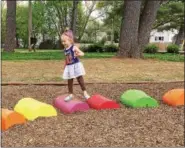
[120, 89, 159, 108]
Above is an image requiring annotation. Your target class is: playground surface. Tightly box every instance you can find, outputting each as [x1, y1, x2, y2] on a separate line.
[2, 82, 184, 147]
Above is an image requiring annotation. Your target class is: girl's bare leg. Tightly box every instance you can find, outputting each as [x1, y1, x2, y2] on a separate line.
[64, 79, 74, 102]
[68, 79, 74, 93]
[77, 76, 90, 99]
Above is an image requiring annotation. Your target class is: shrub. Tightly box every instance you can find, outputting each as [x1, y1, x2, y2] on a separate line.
[79, 45, 88, 52]
[144, 44, 159, 53]
[104, 44, 118, 52]
[39, 40, 55, 49]
[167, 44, 180, 53]
[100, 37, 107, 45]
[54, 40, 64, 49]
[80, 40, 95, 44]
[86, 44, 104, 52]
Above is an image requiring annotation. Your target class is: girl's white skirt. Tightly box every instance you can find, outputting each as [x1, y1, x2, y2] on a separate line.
[62, 62, 86, 79]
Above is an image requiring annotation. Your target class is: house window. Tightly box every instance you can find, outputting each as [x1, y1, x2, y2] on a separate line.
[159, 36, 164, 41]
[155, 36, 164, 41]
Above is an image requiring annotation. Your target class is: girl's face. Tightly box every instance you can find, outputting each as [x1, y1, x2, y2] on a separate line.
[61, 35, 72, 49]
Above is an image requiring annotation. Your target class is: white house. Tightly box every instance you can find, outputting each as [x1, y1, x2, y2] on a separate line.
[149, 29, 179, 51]
[149, 29, 178, 43]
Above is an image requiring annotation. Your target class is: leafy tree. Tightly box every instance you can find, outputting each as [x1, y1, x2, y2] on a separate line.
[1, 3, 6, 45]
[16, 5, 28, 48]
[98, 1, 123, 43]
[154, 1, 184, 45]
[83, 19, 101, 43]
[78, 1, 97, 41]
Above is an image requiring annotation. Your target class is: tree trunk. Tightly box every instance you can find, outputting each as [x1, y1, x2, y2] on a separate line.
[4, 1, 16, 52]
[28, 1, 32, 51]
[138, 0, 161, 57]
[23, 42, 26, 49]
[42, 32, 45, 42]
[118, 0, 142, 58]
[111, 1, 115, 44]
[175, 25, 184, 45]
[117, 0, 162, 58]
[64, 6, 68, 27]
[111, 18, 114, 44]
[71, 0, 78, 37]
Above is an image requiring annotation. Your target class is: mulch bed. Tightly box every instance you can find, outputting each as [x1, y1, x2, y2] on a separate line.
[1, 82, 184, 147]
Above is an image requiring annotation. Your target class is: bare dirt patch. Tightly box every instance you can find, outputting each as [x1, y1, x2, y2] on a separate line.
[2, 82, 184, 147]
[2, 59, 184, 83]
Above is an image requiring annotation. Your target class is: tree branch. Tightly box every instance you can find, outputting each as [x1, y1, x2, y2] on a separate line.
[78, 1, 96, 41]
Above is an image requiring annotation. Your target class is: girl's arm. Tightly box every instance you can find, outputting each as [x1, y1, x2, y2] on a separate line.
[74, 46, 84, 57]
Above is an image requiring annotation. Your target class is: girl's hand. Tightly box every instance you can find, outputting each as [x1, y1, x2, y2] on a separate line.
[74, 46, 84, 57]
[63, 60, 67, 70]
[74, 50, 80, 57]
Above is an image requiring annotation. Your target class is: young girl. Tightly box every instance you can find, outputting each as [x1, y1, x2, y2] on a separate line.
[61, 28, 90, 102]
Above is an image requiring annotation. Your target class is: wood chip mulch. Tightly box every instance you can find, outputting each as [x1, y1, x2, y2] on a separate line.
[1, 82, 184, 147]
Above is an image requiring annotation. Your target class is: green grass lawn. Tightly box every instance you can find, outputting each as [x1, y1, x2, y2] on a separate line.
[144, 53, 184, 62]
[1, 49, 184, 62]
